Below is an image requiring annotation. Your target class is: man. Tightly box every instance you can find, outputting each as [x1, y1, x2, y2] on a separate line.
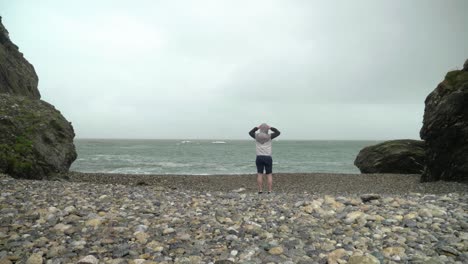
[249, 123, 281, 194]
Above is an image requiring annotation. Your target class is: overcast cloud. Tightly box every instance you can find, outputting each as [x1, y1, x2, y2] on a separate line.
[1, 0, 467, 139]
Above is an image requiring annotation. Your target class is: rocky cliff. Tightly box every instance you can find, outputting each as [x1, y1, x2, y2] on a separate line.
[420, 59, 468, 182]
[0, 17, 40, 99]
[0, 94, 77, 179]
[354, 140, 425, 174]
[0, 17, 76, 179]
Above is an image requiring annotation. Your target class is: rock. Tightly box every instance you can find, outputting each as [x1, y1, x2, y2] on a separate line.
[345, 211, 366, 223]
[354, 140, 425, 174]
[134, 232, 149, 244]
[0, 17, 40, 99]
[112, 244, 130, 258]
[233, 188, 246, 193]
[77, 255, 98, 264]
[327, 248, 346, 264]
[420, 59, 468, 182]
[0, 94, 76, 179]
[360, 194, 381, 203]
[162, 228, 175, 235]
[0, 258, 12, 264]
[303, 205, 314, 214]
[269, 246, 284, 255]
[53, 223, 72, 232]
[436, 245, 460, 257]
[0, 18, 76, 180]
[26, 253, 43, 264]
[382, 246, 405, 258]
[46, 246, 66, 258]
[214, 261, 234, 264]
[63, 206, 76, 214]
[348, 255, 380, 264]
[85, 218, 102, 228]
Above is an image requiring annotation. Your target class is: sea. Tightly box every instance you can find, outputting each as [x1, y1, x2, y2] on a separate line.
[70, 139, 380, 175]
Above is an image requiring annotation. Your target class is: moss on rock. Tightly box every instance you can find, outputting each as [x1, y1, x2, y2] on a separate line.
[0, 94, 76, 179]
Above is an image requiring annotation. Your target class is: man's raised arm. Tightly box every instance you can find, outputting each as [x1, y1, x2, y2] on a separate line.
[270, 127, 281, 139]
[249, 127, 258, 139]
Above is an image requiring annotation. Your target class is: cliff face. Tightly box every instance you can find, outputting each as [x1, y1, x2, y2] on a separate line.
[0, 17, 76, 179]
[0, 16, 40, 99]
[0, 94, 77, 179]
[420, 59, 468, 182]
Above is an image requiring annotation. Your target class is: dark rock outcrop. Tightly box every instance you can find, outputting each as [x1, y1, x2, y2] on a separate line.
[0, 18, 76, 179]
[354, 140, 425, 174]
[0, 94, 77, 179]
[420, 59, 468, 183]
[0, 17, 40, 99]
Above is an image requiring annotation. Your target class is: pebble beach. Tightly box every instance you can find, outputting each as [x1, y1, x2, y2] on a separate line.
[1, 173, 467, 264]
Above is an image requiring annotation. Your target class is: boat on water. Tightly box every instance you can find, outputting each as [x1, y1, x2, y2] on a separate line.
[211, 141, 226, 144]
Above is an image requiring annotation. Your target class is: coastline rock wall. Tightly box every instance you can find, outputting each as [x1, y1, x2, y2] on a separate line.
[354, 140, 425, 174]
[0, 94, 77, 179]
[0, 16, 40, 99]
[0, 17, 76, 179]
[420, 59, 468, 182]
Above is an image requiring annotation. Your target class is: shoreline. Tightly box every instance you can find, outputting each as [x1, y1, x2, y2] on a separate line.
[65, 171, 468, 195]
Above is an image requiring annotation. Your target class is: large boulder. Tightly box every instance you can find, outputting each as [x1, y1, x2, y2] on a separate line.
[354, 140, 425, 174]
[0, 94, 77, 179]
[420, 59, 468, 182]
[0, 16, 40, 99]
[0, 17, 76, 179]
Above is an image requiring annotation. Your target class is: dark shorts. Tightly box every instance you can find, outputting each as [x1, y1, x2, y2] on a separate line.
[256, 155, 273, 174]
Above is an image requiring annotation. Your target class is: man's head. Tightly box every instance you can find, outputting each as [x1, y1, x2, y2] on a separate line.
[259, 123, 270, 133]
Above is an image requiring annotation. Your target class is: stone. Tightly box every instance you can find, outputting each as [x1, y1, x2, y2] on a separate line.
[86, 218, 102, 228]
[436, 245, 461, 256]
[348, 255, 380, 264]
[303, 205, 314, 214]
[269, 247, 284, 255]
[112, 244, 130, 258]
[345, 211, 366, 223]
[135, 232, 149, 244]
[46, 246, 66, 258]
[420, 59, 468, 182]
[360, 194, 381, 203]
[26, 253, 43, 264]
[162, 228, 175, 235]
[0, 258, 12, 264]
[327, 248, 346, 264]
[64, 206, 76, 214]
[354, 140, 425, 174]
[418, 208, 433, 218]
[53, 223, 72, 232]
[382, 247, 405, 258]
[0, 18, 76, 180]
[77, 255, 98, 264]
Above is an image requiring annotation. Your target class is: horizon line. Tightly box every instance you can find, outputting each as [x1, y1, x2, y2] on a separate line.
[74, 137, 420, 141]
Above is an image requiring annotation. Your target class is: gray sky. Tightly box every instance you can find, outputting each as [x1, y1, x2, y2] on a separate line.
[1, 0, 467, 140]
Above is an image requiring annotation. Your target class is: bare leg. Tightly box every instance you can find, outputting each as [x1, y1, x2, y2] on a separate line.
[267, 174, 273, 192]
[257, 173, 264, 192]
